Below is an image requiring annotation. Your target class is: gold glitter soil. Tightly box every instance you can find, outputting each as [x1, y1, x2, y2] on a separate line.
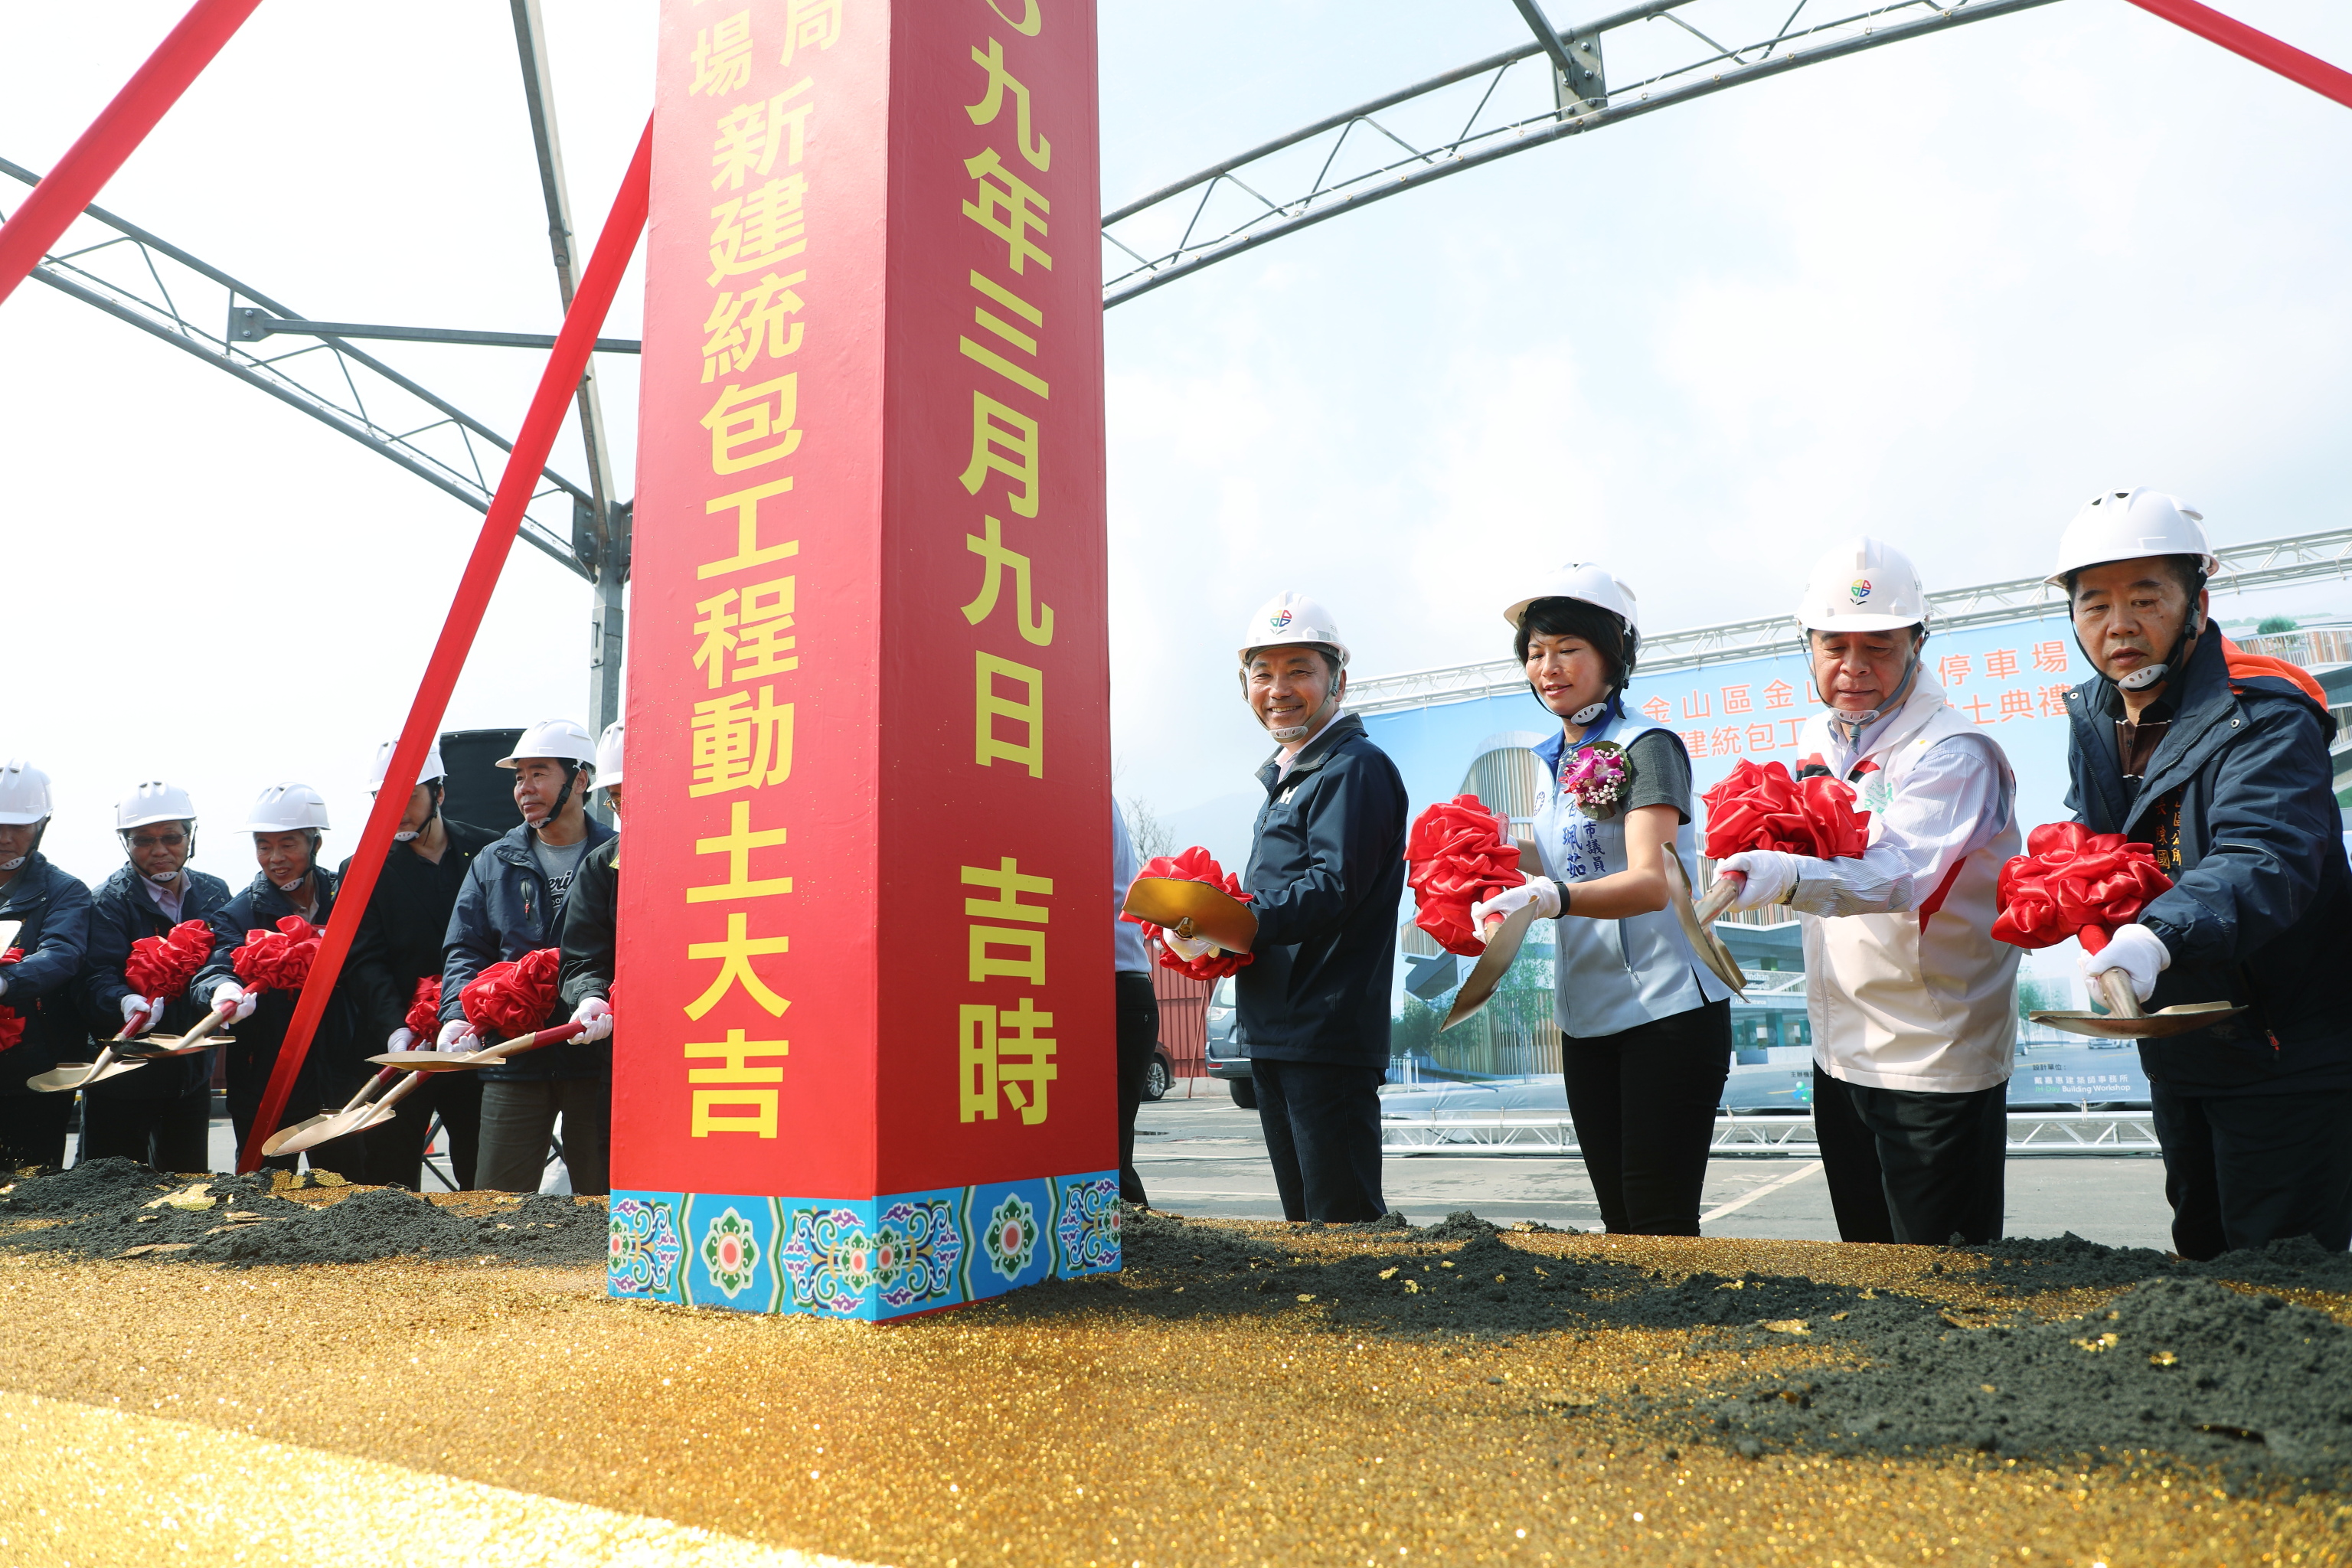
[0, 1219, 2346, 1567]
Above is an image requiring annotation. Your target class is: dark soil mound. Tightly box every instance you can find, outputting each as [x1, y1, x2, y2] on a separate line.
[1416, 1210, 1501, 1242]
[1970, 1232, 2352, 1298]
[0, 1164, 605, 1268]
[1696, 1277, 2352, 1485]
[0, 1157, 178, 1215]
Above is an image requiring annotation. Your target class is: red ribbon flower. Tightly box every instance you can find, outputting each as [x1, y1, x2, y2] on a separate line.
[1122, 847, 1255, 982]
[1991, 822, 2172, 954]
[1406, 795, 1526, 957]
[232, 916, 324, 995]
[126, 919, 216, 1000]
[1700, 760, 1870, 862]
[0, 946, 19, 1054]
[460, 947, 563, 1040]
[404, 976, 443, 1039]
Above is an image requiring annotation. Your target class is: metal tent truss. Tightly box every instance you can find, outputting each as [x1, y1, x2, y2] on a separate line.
[0, 155, 596, 582]
[1350, 524, 2352, 715]
[1101, 0, 2063, 309]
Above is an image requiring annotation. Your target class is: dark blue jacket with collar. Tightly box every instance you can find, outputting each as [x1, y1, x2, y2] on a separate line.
[0, 853, 93, 1093]
[440, 818, 616, 1081]
[1235, 712, 1410, 1068]
[191, 866, 365, 1102]
[2063, 623, 2352, 1095]
[77, 863, 235, 1102]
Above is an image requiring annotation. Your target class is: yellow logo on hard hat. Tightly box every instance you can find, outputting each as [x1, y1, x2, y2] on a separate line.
[1848, 578, 1871, 605]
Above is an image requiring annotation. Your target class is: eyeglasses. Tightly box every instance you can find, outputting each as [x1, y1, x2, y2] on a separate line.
[128, 834, 188, 848]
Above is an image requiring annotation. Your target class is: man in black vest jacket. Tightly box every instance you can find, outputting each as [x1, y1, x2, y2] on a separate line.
[345, 741, 498, 1190]
[2053, 488, 2352, 1259]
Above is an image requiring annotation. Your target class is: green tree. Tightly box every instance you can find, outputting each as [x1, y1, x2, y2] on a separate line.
[2257, 616, 2301, 635]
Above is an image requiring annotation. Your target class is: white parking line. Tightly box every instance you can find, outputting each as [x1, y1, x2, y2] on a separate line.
[1699, 1160, 1824, 1225]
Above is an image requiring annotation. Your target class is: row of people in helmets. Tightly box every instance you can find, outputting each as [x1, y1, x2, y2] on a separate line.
[0, 719, 624, 1192]
[1210, 490, 2348, 1259]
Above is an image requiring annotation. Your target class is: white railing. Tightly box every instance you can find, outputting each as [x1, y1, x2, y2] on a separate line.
[1381, 1109, 2160, 1156]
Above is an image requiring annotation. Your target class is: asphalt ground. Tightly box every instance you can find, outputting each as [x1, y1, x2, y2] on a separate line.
[1138, 1086, 2180, 1249]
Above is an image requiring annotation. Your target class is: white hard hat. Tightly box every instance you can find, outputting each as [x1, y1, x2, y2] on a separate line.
[496, 718, 598, 769]
[1503, 563, 1640, 634]
[116, 780, 196, 831]
[1795, 536, 1932, 634]
[368, 738, 448, 793]
[245, 782, 331, 833]
[594, 720, 625, 790]
[1239, 592, 1350, 668]
[0, 760, 53, 826]
[2046, 488, 2216, 589]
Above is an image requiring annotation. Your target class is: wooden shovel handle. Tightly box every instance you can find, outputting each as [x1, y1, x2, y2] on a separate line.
[2095, 965, 2145, 1021]
[1694, 874, 1744, 926]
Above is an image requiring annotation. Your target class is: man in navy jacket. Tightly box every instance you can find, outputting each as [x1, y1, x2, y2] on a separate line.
[2053, 488, 2352, 1259]
[0, 762, 91, 1168]
[1214, 594, 1407, 1223]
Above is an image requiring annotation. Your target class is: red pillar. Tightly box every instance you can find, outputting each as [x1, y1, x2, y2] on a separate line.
[609, 0, 1116, 1316]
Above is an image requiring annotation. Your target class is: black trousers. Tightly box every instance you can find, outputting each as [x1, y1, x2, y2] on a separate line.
[1562, 998, 1731, 1236]
[0, 1093, 73, 1169]
[2151, 1083, 2352, 1261]
[359, 1071, 482, 1191]
[1115, 972, 1159, 1204]
[81, 1091, 211, 1173]
[1811, 1067, 2006, 1245]
[1251, 1058, 1385, 1222]
[477, 1078, 612, 1194]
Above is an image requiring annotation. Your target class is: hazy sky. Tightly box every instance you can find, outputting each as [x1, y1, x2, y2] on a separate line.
[2, 0, 2348, 887]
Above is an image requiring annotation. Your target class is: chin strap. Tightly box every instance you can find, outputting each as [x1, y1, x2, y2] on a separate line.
[1830, 648, 1924, 746]
[394, 780, 446, 843]
[2079, 588, 2205, 696]
[1, 817, 51, 873]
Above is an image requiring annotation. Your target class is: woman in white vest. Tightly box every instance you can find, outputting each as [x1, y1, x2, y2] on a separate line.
[1711, 537, 2021, 1245]
[1469, 565, 1735, 1235]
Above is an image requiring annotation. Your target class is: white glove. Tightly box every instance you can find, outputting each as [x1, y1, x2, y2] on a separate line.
[2082, 922, 2169, 1004]
[436, 1019, 481, 1054]
[1716, 851, 1799, 910]
[1163, 930, 1215, 963]
[1469, 876, 1563, 936]
[387, 1027, 416, 1053]
[211, 982, 257, 1022]
[572, 995, 613, 1043]
[119, 993, 166, 1032]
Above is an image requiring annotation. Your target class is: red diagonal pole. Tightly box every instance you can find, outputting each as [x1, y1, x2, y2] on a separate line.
[0, 0, 266, 310]
[2122, 0, 2352, 111]
[239, 118, 653, 1172]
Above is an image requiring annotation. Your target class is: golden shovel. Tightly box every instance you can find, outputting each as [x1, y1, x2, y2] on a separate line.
[1666, 854, 1747, 997]
[28, 1000, 233, 1094]
[1122, 877, 1258, 956]
[1440, 902, 1539, 1034]
[2028, 968, 2246, 1040]
[262, 1064, 403, 1158]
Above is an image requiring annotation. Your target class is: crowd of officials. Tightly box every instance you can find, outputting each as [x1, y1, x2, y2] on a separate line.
[5, 485, 2347, 1261]
[0, 719, 622, 1193]
[1194, 488, 2350, 1264]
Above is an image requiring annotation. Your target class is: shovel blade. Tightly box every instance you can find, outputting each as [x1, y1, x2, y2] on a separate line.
[1441, 903, 1539, 1034]
[366, 1050, 485, 1073]
[2027, 1001, 2246, 1040]
[260, 1112, 336, 1157]
[270, 1109, 376, 1156]
[118, 1034, 232, 1059]
[27, 1058, 148, 1094]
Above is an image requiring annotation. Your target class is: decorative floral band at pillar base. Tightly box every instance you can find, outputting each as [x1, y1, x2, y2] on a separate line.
[606, 1171, 1120, 1320]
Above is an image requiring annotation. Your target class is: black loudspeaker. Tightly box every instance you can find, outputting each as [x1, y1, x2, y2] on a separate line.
[437, 728, 525, 834]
